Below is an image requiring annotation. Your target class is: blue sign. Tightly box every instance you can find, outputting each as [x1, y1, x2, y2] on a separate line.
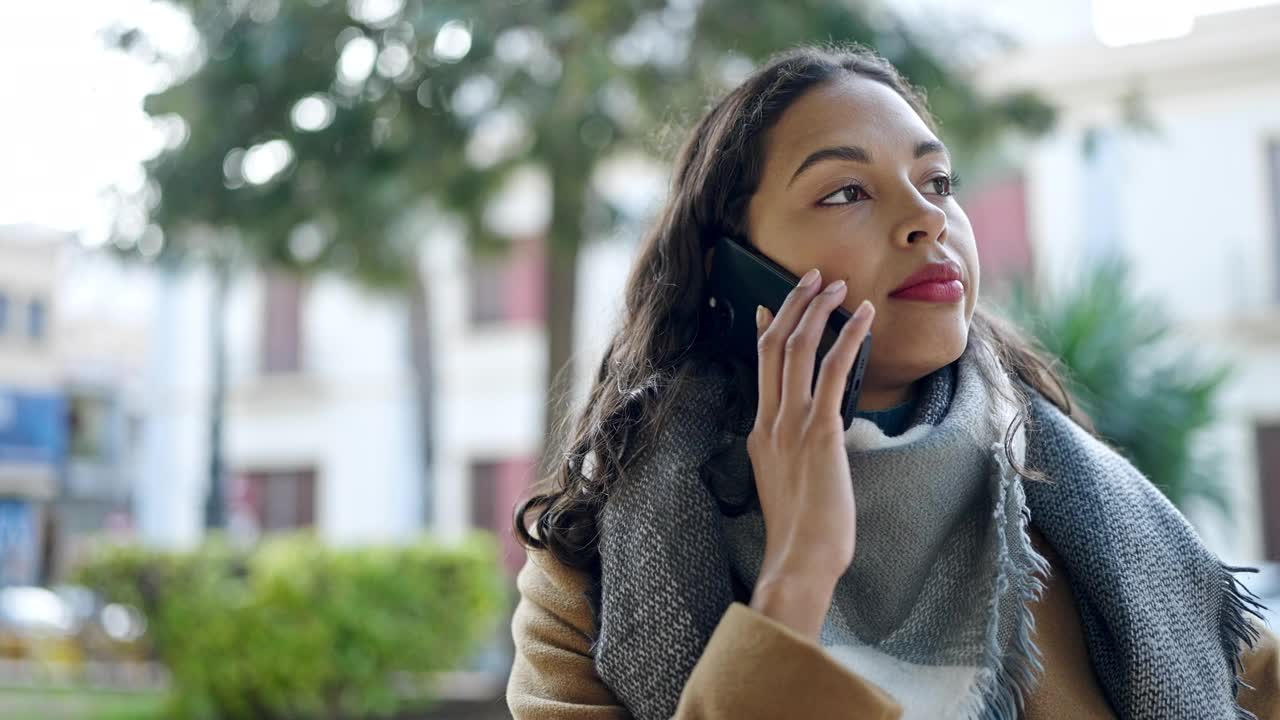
[0, 388, 67, 465]
[0, 500, 37, 586]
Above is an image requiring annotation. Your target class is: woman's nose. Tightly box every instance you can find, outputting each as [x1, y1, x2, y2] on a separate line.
[889, 191, 947, 247]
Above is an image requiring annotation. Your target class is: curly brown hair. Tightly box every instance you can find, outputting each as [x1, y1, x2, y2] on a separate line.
[513, 42, 1089, 574]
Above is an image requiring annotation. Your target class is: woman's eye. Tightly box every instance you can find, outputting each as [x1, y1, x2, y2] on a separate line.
[818, 184, 869, 206]
[925, 172, 961, 196]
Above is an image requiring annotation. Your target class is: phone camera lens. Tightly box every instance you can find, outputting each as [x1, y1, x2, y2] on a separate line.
[719, 301, 734, 334]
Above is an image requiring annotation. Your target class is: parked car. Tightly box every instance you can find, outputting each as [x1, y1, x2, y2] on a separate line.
[0, 585, 148, 666]
[0, 585, 79, 665]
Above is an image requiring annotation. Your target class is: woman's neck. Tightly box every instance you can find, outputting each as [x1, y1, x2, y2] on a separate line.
[856, 380, 917, 412]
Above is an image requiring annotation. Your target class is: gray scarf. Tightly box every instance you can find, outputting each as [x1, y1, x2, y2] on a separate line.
[587, 340, 1267, 719]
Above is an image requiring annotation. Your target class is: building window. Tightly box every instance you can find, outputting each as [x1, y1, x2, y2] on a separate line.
[239, 469, 316, 532]
[467, 235, 546, 328]
[1258, 422, 1280, 561]
[1268, 139, 1280, 304]
[1080, 127, 1125, 265]
[68, 392, 112, 462]
[27, 299, 46, 341]
[964, 173, 1033, 290]
[261, 272, 304, 374]
[470, 460, 501, 531]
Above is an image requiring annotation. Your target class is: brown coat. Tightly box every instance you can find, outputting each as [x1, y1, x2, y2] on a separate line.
[507, 526, 1280, 719]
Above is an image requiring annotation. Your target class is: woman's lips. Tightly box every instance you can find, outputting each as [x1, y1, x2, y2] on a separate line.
[888, 280, 964, 303]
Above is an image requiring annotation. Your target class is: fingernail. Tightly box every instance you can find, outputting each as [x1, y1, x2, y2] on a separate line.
[823, 279, 846, 294]
[853, 299, 873, 320]
[798, 268, 819, 288]
[755, 304, 768, 330]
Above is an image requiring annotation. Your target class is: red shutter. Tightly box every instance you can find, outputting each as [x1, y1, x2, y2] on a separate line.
[470, 456, 538, 576]
[240, 469, 316, 532]
[261, 272, 304, 374]
[964, 173, 1033, 285]
[504, 234, 547, 325]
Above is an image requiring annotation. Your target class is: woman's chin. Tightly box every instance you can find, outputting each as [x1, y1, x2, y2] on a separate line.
[870, 327, 967, 377]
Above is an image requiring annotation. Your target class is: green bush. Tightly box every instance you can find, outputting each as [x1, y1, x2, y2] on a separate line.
[1000, 253, 1235, 517]
[72, 531, 508, 720]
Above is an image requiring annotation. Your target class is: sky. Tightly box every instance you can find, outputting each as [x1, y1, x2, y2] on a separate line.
[0, 0, 195, 244]
[0, 0, 1274, 245]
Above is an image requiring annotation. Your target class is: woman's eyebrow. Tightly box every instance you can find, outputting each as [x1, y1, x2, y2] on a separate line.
[786, 145, 869, 189]
[786, 139, 949, 189]
[914, 140, 948, 161]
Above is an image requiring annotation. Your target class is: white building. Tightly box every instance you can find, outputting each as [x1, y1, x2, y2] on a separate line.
[425, 167, 646, 575]
[53, 236, 151, 573]
[977, 2, 1280, 562]
[130, 204, 640, 579]
[0, 226, 150, 584]
[0, 227, 61, 585]
[119, 194, 641, 682]
[135, 265, 425, 549]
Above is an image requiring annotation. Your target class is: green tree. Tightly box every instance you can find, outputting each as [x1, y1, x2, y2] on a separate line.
[104, 0, 1054, 525]
[1001, 255, 1235, 516]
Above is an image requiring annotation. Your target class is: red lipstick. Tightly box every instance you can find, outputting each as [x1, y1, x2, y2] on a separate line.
[889, 261, 964, 303]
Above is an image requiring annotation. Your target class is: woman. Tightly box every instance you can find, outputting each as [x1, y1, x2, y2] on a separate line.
[506, 43, 1279, 719]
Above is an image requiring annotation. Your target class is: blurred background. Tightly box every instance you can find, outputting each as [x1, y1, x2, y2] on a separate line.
[0, 0, 1277, 717]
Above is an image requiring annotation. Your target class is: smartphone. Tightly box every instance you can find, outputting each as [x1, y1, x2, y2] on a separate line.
[705, 234, 871, 430]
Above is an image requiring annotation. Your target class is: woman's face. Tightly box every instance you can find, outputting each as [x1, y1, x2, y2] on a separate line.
[741, 74, 980, 409]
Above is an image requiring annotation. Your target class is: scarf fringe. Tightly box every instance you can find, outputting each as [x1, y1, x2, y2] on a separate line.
[1221, 563, 1268, 720]
[962, 442, 1053, 720]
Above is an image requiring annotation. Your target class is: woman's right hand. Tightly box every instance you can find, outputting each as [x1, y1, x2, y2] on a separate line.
[746, 268, 874, 639]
